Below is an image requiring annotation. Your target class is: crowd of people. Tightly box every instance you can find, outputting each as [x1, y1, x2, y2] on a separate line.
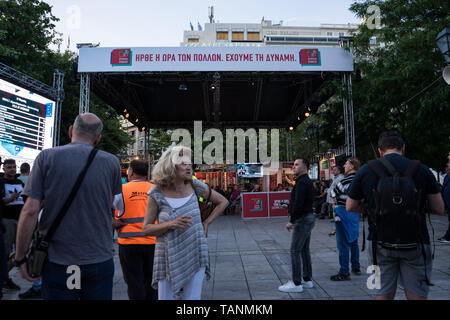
[0, 113, 448, 301]
[278, 131, 447, 301]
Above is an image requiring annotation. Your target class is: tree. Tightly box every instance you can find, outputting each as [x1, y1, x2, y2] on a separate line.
[0, 0, 132, 155]
[317, 0, 450, 170]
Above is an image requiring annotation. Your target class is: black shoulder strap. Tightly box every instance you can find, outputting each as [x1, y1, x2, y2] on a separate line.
[404, 160, 421, 177]
[368, 159, 387, 178]
[379, 157, 397, 176]
[43, 148, 98, 244]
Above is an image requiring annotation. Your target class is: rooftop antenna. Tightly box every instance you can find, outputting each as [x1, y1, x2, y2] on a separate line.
[208, 6, 214, 23]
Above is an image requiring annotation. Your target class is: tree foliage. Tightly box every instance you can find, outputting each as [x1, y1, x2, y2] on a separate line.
[317, 0, 450, 170]
[0, 0, 132, 155]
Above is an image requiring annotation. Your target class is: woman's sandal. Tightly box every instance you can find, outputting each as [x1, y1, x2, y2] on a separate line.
[330, 273, 351, 281]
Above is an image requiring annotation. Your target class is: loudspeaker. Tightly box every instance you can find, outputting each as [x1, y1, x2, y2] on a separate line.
[443, 65, 450, 85]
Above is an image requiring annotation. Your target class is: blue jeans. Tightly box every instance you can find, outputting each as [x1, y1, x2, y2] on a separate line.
[290, 214, 315, 285]
[32, 278, 42, 291]
[335, 221, 360, 275]
[0, 227, 7, 300]
[42, 259, 114, 300]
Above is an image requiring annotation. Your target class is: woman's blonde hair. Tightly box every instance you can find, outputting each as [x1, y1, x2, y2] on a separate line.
[151, 145, 192, 188]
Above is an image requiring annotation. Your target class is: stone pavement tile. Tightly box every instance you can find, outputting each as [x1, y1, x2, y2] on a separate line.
[212, 280, 251, 300]
[269, 264, 291, 282]
[214, 265, 246, 281]
[201, 278, 214, 300]
[243, 264, 278, 281]
[288, 283, 330, 300]
[241, 254, 269, 266]
[427, 287, 450, 300]
[112, 280, 129, 300]
[317, 283, 370, 298]
[265, 253, 291, 265]
[215, 253, 242, 267]
[431, 279, 450, 290]
[247, 280, 291, 300]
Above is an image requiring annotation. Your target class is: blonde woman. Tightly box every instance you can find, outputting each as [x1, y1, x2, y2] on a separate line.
[142, 146, 227, 300]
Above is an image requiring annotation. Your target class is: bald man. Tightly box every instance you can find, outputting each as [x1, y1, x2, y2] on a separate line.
[15, 113, 123, 300]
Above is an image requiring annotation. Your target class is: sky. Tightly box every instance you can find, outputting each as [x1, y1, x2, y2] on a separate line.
[45, 0, 362, 52]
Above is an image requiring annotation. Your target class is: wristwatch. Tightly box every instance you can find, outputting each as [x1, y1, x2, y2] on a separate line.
[13, 256, 27, 267]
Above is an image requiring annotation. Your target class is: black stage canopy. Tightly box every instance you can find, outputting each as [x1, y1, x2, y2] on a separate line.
[91, 71, 339, 130]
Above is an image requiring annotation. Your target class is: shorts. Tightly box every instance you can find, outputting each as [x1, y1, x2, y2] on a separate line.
[2, 218, 18, 258]
[373, 243, 432, 298]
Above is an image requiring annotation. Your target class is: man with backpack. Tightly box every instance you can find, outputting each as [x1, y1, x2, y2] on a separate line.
[346, 131, 444, 300]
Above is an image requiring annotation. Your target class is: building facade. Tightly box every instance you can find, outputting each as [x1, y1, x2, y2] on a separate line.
[181, 19, 358, 47]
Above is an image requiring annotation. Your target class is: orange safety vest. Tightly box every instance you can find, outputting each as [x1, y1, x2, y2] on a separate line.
[116, 180, 156, 245]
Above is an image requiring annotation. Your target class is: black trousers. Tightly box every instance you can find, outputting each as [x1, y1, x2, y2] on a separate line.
[118, 244, 158, 300]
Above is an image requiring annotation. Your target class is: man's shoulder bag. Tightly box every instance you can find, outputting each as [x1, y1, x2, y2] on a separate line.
[27, 148, 98, 278]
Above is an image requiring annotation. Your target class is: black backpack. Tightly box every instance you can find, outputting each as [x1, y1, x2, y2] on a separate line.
[368, 157, 433, 285]
[368, 157, 422, 248]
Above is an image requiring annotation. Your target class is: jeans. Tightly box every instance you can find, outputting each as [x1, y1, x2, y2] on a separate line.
[227, 200, 239, 212]
[32, 278, 42, 291]
[0, 227, 7, 300]
[290, 214, 315, 285]
[42, 259, 114, 300]
[335, 221, 360, 275]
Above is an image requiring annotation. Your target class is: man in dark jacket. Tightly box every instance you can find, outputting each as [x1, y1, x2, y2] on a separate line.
[278, 158, 315, 293]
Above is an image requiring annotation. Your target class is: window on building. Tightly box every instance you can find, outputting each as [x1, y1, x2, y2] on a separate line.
[140, 140, 144, 148]
[370, 36, 377, 45]
[232, 32, 244, 40]
[188, 38, 199, 43]
[327, 32, 333, 36]
[216, 31, 228, 40]
[247, 32, 260, 41]
[130, 131, 135, 137]
[339, 32, 345, 37]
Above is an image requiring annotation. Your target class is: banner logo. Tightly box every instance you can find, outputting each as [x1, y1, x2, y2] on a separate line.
[299, 49, 321, 66]
[111, 49, 132, 67]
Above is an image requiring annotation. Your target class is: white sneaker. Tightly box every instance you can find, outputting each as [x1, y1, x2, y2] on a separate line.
[301, 280, 314, 288]
[278, 281, 303, 293]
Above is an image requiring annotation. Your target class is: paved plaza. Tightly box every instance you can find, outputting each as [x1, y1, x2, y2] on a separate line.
[4, 213, 450, 300]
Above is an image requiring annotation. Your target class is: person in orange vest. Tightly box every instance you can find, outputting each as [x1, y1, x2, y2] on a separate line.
[113, 159, 157, 300]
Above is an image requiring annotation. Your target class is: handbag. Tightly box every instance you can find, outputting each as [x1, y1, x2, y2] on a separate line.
[26, 148, 98, 278]
[190, 181, 215, 222]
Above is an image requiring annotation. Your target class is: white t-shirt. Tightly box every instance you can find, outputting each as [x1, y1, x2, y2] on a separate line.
[165, 193, 194, 209]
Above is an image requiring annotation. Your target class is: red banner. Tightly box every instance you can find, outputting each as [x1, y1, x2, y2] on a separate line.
[268, 192, 290, 217]
[241, 193, 269, 219]
[111, 49, 132, 66]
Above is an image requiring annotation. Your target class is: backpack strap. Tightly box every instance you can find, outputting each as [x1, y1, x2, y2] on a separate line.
[368, 160, 387, 178]
[379, 157, 397, 176]
[404, 160, 421, 177]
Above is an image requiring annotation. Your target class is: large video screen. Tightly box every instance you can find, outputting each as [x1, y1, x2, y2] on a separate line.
[237, 163, 264, 178]
[0, 78, 55, 169]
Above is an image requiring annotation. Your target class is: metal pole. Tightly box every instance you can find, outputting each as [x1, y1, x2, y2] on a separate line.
[79, 73, 90, 114]
[52, 69, 65, 147]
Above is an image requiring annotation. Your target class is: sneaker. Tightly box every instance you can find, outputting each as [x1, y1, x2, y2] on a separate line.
[352, 269, 361, 275]
[438, 237, 450, 243]
[3, 278, 20, 291]
[329, 231, 336, 236]
[18, 286, 42, 300]
[330, 273, 351, 281]
[301, 280, 314, 288]
[278, 280, 303, 293]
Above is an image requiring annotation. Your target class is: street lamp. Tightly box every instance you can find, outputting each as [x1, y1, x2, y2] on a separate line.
[306, 124, 321, 179]
[436, 27, 450, 63]
[436, 27, 450, 84]
[306, 124, 320, 154]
